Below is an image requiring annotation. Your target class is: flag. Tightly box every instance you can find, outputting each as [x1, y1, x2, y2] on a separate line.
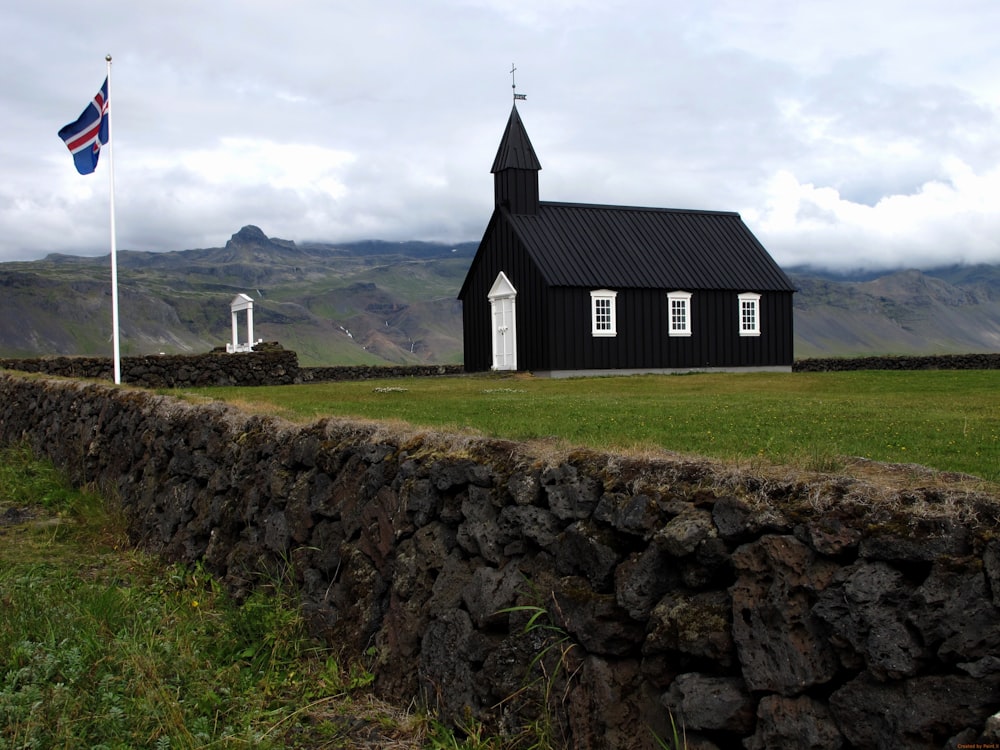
[57, 77, 109, 175]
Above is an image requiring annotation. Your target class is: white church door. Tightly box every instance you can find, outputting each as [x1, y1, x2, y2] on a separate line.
[488, 272, 517, 371]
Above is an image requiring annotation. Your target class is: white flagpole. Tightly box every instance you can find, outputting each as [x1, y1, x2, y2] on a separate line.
[106, 54, 122, 384]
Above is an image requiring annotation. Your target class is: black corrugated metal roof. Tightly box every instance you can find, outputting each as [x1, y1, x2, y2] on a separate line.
[504, 202, 797, 292]
[491, 105, 542, 173]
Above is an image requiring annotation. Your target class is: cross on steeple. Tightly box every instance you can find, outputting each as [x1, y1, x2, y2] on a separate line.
[510, 63, 527, 101]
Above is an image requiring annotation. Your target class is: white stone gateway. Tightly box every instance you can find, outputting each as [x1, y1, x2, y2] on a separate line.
[226, 293, 260, 353]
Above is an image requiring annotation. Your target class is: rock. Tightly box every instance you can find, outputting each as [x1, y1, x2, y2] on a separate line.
[812, 560, 927, 679]
[389, 524, 447, 601]
[615, 546, 679, 620]
[329, 451, 378, 537]
[419, 609, 477, 723]
[327, 544, 386, 651]
[427, 553, 474, 616]
[564, 655, 666, 750]
[655, 507, 717, 558]
[661, 673, 755, 733]
[644, 590, 734, 666]
[830, 673, 1000, 749]
[859, 527, 971, 561]
[287, 432, 320, 468]
[412, 522, 455, 572]
[683, 535, 732, 589]
[984, 540, 1000, 608]
[958, 656, 1000, 679]
[430, 458, 492, 492]
[908, 562, 1000, 663]
[285, 471, 319, 541]
[496, 504, 561, 551]
[711, 495, 755, 540]
[462, 563, 524, 628]
[745, 695, 844, 750]
[380, 586, 430, 670]
[401, 477, 440, 527]
[731, 535, 840, 694]
[457, 485, 503, 564]
[683, 736, 723, 750]
[553, 520, 621, 591]
[542, 463, 600, 520]
[984, 710, 1000, 740]
[262, 509, 289, 553]
[357, 486, 402, 574]
[506, 470, 541, 506]
[481, 627, 550, 714]
[593, 492, 663, 538]
[797, 517, 862, 556]
[551, 576, 645, 656]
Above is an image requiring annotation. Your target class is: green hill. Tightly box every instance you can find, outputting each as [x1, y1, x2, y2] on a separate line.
[0, 226, 475, 366]
[1, 226, 998, 364]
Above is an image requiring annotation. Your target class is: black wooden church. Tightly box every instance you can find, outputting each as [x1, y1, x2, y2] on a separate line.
[458, 105, 796, 376]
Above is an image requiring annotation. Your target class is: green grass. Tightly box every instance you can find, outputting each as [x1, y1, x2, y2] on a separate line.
[0, 443, 483, 750]
[180, 370, 1000, 484]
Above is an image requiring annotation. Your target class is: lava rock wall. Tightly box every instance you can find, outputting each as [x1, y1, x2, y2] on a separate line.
[1, 372, 998, 749]
[793, 353, 1000, 371]
[0, 349, 298, 387]
[0, 352, 462, 388]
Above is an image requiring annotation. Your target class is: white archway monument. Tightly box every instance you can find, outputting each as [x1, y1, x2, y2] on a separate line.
[227, 293, 257, 353]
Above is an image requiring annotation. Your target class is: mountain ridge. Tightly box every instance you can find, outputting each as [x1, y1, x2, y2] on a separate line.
[2, 226, 997, 365]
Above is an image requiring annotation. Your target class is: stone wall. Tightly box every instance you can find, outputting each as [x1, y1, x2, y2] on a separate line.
[299, 364, 464, 381]
[794, 353, 1000, 371]
[0, 351, 463, 387]
[5, 350, 998, 385]
[0, 372, 998, 749]
[0, 349, 299, 387]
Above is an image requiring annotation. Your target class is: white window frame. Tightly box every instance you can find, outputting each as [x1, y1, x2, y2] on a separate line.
[738, 292, 761, 337]
[667, 291, 692, 337]
[590, 289, 618, 337]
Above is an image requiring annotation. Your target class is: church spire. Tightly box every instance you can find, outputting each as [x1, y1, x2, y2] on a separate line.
[491, 104, 541, 214]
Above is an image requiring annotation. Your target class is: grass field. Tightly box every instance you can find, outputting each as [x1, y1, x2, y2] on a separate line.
[0, 444, 491, 749]
[182, 370, 1000, 484]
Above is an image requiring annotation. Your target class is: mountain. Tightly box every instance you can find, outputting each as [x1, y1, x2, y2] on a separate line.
[0, 227, 475, 366]
[0, 226, 998, 364]
[789, 267, 1000, 357]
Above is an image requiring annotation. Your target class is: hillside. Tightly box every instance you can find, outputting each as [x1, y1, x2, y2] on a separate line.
[0, 227, 475, 366]
[1, 226, 998, 364]
[789, 266, 1000, 357]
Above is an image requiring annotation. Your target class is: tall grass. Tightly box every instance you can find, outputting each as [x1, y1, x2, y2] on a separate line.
[0, 444, 467, 749]
[181, 370, 1000, 483]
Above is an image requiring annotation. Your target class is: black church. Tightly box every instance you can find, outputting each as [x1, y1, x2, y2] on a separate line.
[458, 105, 796, 376]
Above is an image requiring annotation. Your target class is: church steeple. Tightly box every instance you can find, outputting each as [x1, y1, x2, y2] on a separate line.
[491, 104, 541, 215]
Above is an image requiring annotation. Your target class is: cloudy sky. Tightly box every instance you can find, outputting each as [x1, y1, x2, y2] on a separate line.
[3, 0, 999, 272]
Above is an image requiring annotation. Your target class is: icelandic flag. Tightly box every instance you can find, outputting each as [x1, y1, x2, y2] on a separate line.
[57, 77, 109, 175]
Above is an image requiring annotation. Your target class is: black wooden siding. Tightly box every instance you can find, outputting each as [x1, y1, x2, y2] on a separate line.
[494, 170, 539, 216]
[461, 213, 551, 372]
[461, 218, 794, 372]
[542, 287, 793, 371]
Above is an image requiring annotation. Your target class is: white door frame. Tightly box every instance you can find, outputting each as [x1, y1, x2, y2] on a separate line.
[488, 271, 517, 371]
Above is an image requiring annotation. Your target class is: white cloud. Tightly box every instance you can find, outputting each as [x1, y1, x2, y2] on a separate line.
[171, 139, 354, 195]
[1, 0, 999, 272]
[749, 159, 1000, 270]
